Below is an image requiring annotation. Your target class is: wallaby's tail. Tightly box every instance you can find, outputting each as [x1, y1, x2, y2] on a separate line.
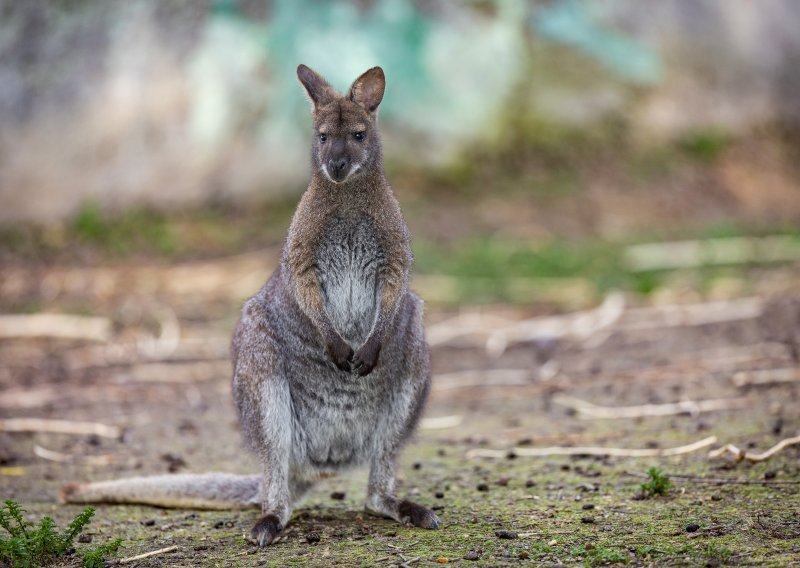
[60, 473, 261, 510]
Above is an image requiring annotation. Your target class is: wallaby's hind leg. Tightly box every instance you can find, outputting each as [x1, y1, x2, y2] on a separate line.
[365, 453, 439, 529]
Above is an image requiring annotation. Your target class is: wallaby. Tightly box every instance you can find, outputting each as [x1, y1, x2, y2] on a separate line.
[61, 64, 439, 546]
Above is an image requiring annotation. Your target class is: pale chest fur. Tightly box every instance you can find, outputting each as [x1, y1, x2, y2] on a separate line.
[315, 214, 385, 347]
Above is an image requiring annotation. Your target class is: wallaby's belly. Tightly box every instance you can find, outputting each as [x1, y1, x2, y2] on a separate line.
[315, 215, 384, 347]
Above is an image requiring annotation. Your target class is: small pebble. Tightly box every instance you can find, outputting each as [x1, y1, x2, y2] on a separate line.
[525, 480, 536, 488]
[764, 471, 777, 480]
[436, 556, 449, 563]
[464, 551, 481, 561]
[496, 477, 510, 487]
[582, 503, 595, 510]
[711, 494, 722, 501]
[477, 483, 489, 492]
[306, 532, 321, 544]
[142, 519, 156, 527]
[77, 534, 92, 543]
[581, 516, 595, 524]
[330, 491, 346, 501]
[413, 462, 422, 470]
[495, 530, 518, 539]
[435, 491, 445, 499]
[685, 523, 700, 533]
[518, 551, 530, 560]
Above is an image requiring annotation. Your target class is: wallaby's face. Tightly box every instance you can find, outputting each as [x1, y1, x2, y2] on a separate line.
[297, 65, 385, 184]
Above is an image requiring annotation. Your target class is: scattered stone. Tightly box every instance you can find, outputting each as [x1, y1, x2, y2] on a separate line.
[305, 532, 321, 544]
[581, 516, 595, 524]
[506, 451, 517, 460]
[330, 491, 346, 500]
[160, 453, 187, 473]
[437, 449, 447, 457]
[518, 551, 530, 560]
[582, 503, 595, 510]
[764, 471, 777, 480]
[495, 530, 518, 539]
[477, 483, 489, 492]
[413, 462, 422, 470]
[436, 557, 449, 563]
[77, 533, 92, 543]
[464, 550, 481, 561]
[560, 464, 571, 471]
[711, 494, 722, 501]
[496, 477, 510, 487]
[685, 523, 700, 533]
[435, 491, 445, 499]
[142, 519, 156, 526]
[632, 491, 646, 501]
[525, 480, 536, 488]
[772, 418, 784, 436]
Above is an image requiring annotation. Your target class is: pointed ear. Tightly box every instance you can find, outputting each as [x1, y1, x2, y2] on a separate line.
[297, 64, 337, 109]
[348, 67, 385, 113]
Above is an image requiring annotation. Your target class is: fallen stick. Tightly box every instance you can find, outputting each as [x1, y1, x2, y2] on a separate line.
[486, 292, 625, 356]
[466, 436, 717, 459]
[0, 313, 111, 342]
[33, 445, 115, 466]
[420, 415, 463, 430]
[0, 418, 121, 439]
[732, 368, 800, 388]
[708, 435, 800, 463]
[553, 395, 750, 419]
[623, 470, 800, 485]
[116, 545, 179, 564]
[624, 236, 800, 271]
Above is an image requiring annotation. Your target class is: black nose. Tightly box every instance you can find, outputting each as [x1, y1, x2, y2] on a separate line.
[328, 158, 348, 174]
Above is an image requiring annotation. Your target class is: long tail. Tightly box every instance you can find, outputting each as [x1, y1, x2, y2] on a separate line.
[60, 473, 261, 510]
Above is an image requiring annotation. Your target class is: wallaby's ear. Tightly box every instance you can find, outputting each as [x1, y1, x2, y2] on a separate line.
[348, 67, 385, 113]
[297, 64, 337, 109]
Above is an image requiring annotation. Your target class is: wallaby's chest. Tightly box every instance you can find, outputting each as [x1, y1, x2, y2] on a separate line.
[315, 214, 384, 346]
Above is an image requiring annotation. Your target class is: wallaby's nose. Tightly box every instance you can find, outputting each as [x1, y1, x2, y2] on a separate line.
[328, 158, 348, 174]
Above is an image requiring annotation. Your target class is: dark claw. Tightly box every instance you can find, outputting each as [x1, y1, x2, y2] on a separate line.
[249, 514, 283, 547]
[326, 337, 354, 372]
[398, 500, 440, 529]
[352, 338, 381, 376]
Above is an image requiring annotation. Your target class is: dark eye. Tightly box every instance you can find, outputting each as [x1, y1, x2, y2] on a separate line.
[353, 132, 365, 141]
[319, 133, 327, 143]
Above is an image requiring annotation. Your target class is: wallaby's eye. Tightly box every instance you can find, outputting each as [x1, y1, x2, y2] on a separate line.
[319, 133, 327, 143]
[353, 132, 365, 141]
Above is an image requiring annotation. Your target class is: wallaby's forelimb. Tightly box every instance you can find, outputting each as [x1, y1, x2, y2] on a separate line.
[60, 473, 261, 510]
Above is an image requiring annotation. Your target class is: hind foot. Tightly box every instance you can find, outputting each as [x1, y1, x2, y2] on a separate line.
[249, 514, 283, 546]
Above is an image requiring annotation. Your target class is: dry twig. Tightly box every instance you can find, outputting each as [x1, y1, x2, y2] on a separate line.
[732, 368, 800, 388]
[0, 313, 111, 342]
[466, 436, 717, 459]
[116, 545, 179, 564]
[708, 435, 800, 463]
[0, 418, 121, 439]
[553, 394, 750, 419]
[33, 445, 115, 466]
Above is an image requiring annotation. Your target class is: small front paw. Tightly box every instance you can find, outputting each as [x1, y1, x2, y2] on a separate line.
[398, 500, 440, 529]
[326, 337, 354, 372]
[352, 338, 381, 376]
[249, 514, 283, 547]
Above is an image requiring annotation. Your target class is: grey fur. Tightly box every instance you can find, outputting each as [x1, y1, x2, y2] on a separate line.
[61, 65, 438, 546]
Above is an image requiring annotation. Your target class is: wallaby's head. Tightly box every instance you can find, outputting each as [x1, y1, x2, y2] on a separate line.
[297, 64, 385, 184]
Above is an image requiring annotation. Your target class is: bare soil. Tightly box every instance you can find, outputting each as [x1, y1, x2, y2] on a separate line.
[1, 258, 799, 566]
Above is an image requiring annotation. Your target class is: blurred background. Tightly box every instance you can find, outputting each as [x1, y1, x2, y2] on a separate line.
[2, 0, 800, 310]
[2, 3, 800, 564]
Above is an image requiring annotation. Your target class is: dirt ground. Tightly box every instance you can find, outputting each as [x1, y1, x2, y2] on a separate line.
[1, 256, 799, 567]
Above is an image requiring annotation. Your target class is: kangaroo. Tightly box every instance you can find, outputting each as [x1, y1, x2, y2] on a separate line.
[61, 64, 440, 546]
